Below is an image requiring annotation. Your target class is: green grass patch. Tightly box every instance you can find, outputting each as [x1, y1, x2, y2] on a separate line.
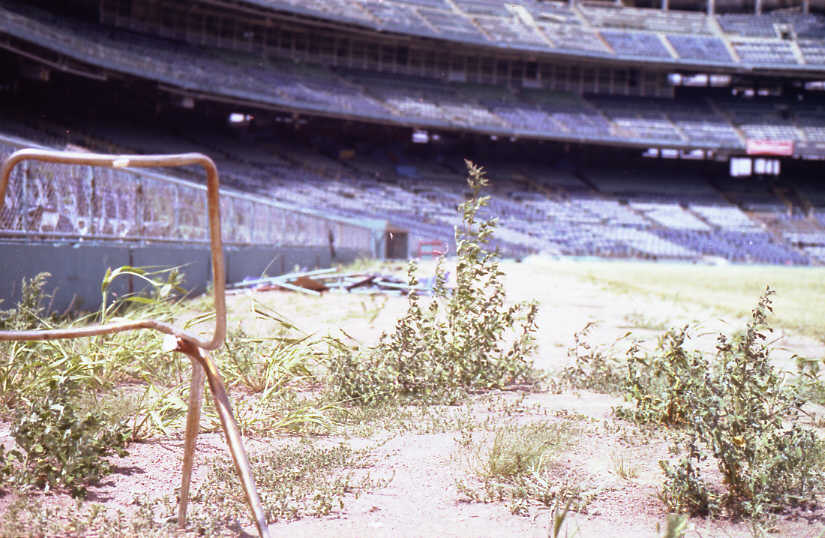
[548, 260, 825, 340]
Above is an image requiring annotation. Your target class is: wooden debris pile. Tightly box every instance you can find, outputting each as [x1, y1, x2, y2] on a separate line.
[228, 267, 434, 296]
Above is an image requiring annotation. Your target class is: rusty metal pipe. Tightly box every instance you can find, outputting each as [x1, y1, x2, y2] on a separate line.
[178, 361, 205, 528]
[0, 148, 226, 351]
[0, 149, 269, 537]
[177, 340, 270, 538]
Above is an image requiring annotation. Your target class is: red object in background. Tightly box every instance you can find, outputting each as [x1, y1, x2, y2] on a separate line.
[746, 140, 794, 156]
[416, 239, 448, 258]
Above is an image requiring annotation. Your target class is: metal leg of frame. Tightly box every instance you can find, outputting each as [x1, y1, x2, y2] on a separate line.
[178, 360, 205, 528]
[178, 340, 270, 538]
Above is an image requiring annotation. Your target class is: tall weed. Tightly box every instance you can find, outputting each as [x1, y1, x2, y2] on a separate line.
[327, 161, 539, 405]
[622, 289, 825, 518]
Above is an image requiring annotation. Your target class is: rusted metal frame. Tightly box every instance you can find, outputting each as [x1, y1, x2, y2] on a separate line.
[0, 149, 227, 350]
[0, 149, 270, 538]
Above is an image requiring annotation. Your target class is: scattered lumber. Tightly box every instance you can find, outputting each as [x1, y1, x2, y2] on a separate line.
[229, 267, 434, 296]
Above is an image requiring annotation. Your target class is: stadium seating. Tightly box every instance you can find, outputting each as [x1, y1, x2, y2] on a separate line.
[666, 35, 733, 63]
[590, 96, 684, 143]
[600, 31, 672, 59]
[666, 101, 743, 148]
[578, 5, 711, 35]
[731, 41, 800, 65]
[4, 2, 824, 158]
[359, 1, 437, 35]
[799, 40, 825, 64]
[7, 103, 821, 265]
[537, 21, 611, 54]
[720, 100, 803, 142]
[473, 14, 549, 49]
[2, 1, 824, 265]
[718, 12, 825, 38]
[83, 0, 825, 71]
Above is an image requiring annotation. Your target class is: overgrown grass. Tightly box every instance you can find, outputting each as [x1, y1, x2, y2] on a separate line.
[0, 267, 331, 498]
[611, 452, 639, 481]
[0, 439, 389, 536]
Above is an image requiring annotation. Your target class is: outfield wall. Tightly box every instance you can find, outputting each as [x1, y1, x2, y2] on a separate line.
[0, 241, 365, 312]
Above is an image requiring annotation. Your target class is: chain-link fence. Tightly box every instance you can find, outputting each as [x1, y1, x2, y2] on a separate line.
[0, 137, 381, 255]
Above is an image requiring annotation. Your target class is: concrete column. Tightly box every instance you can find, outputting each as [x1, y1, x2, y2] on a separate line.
[707, 0, 715, 16]
[755, 0, 762, 15]
[661, 0, 669, 10]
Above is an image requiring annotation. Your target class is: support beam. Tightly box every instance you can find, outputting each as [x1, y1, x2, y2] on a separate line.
[707, 0, 715, 16]
[755, 0, 762, 15]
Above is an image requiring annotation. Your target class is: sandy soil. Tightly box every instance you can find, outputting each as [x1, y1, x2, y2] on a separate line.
[2, 257, 825, 537]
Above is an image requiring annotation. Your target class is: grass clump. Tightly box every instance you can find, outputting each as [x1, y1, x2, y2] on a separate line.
[327, 161, 539, 405]
[456, 420, 593, 515]
[557, 322, 627, 394]
[3, 381, 129, 498]
[0, 268, 190, 496]
[209, 307, 335, 436]
[623, 288, 825, 519]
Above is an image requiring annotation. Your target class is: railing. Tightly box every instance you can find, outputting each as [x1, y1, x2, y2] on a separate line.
[0, 135, 382, 255]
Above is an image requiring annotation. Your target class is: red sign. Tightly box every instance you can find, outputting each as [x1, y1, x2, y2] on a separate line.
[746, 140, 794, 156]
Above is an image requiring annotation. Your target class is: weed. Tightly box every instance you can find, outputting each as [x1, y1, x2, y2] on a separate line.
[648, 289, 825, 519]
[0, 268, 193, 496]
[621, 311, 669, 331]
[0, 490, 183, 537]
[618, 326, 708, 426]
[456, 420, 594, 515]
[657, 513, 688, 538]
[611, 452, 639, 481]
[548, 497, 578, 538]
[185, 441, 389, 530]
[205, 304, 339, 436]
[327, 161, 539, 406]
[793, 355, 825, 406]
[4, 381, 129, 497]
[0, 272, 53, 330]
[557, 323, 627, 394]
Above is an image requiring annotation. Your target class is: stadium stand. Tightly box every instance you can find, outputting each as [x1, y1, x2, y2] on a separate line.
[94, 0, 825, 71]
[666, 35, 734, 63]
[730, 40, 800, 65]
[577, 5, 712, 35]
[589, 96, 685, 143]
[5, 2, 822, 155]
[719, 100, 803, 143]
[0, 0, 823, 267]
[600, 31, 673, 59]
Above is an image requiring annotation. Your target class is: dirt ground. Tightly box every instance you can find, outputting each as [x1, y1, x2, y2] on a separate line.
[2, 257, 825, 537]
